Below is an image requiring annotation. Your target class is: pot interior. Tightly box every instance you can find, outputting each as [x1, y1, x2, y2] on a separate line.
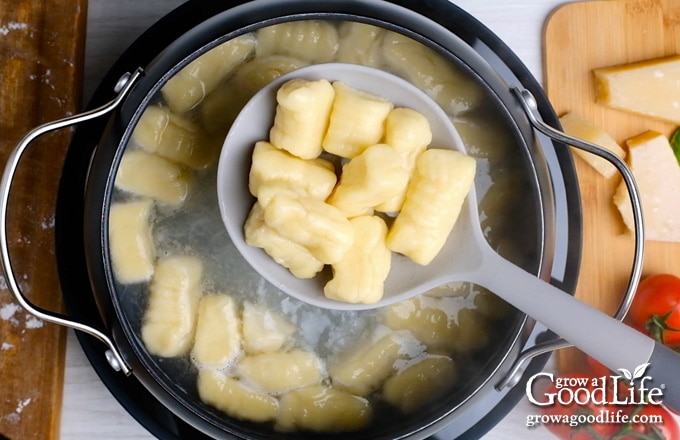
[92, 3, 554, 439]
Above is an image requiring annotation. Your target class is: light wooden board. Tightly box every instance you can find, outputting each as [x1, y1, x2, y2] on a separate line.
[544, 0, 680, 371]
[0, 0, 87, 438]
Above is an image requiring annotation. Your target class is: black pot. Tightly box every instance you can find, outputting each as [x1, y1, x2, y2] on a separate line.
[48, 0, 582, 439]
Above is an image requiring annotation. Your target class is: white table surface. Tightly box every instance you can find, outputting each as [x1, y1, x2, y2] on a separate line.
[61, 1, 578, 438]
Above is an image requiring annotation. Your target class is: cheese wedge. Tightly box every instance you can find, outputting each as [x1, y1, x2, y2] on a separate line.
[593, 55, 680, 124]
[613, 131, 680, 242]
[559, 112, 625, 178]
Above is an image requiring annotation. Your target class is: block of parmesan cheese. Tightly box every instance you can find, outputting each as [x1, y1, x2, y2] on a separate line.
[593, 55, 680, 124]
[559, 112, 626, 178]
[613, 131, 680, 242]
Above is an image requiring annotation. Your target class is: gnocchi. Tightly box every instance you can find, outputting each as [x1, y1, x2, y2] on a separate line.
[246, 78, 476, 303]
[161, 34, 257, 114]
[474, 289, 513, 321]
[200, 56, 308, 137]
[329, 331, 424, 396]
[382, 355, 457, 413]
[141, 255, 203, 358]
[108, 199, 155, 284]
[262, 192, 354, 265]
[327, 144, 409, 218]
[269, 78, 335, 159]
[198, 369, 279, 423]
[241, 301, 295, 354]
[132, 106, 217, 170]
[244, 203, 324, 279]
[248, 141, 337, 205]
[256, 21, 338, 64]
[335, 22, 384, 67]
[114, 150, 191, 206]
[384, 296, 460, 354]
[324, 215, 391, 304]
[322, 81, 393, 158]
[453, 307, 492, 354]
[376, 107, 433, 212]
[382, 31, 485, 116]
[237, 350, 324, 394]
[192, 294, 241, 369]
[387, 149, 477, 265]
[276, 385, 372, 432]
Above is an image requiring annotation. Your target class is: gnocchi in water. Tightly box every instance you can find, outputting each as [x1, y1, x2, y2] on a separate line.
[108, 199, 156, 284]
[110, 19, 528, 435]
[198, 369, 279, 423]
[244, 78, 476, 303]
[276, 385, 372, 432]
[191, 294, 241, 369]
[161, 34, 257, 114]
[329, 331, 425, 396]
[114, 150, 191, 207]
[132, 105, 218, 170]
[241, 301, 295, 354]
[141, 255, 203, 358]
[382, 354, 458, 413]
[237, 350, 324, 394]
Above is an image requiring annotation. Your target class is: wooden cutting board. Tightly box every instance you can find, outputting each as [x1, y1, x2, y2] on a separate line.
[0, 0, 87, 438]
[544, 0, 680, 371]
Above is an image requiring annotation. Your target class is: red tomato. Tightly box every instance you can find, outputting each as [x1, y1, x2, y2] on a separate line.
[627, 274, 680, 347]
[616, 404, 680, 440]
[539, 373, 621, 440]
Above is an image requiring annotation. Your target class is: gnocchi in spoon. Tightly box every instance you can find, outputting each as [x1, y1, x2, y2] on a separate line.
[218, 63, 472, 308]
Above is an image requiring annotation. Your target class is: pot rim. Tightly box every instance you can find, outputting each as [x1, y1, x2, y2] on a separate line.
[88, 2, 568, 438]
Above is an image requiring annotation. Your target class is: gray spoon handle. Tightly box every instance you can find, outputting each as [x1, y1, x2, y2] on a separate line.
[478, 248, 655, 375]
[648, 343, 680, 410]
[476, 249, 680, 411]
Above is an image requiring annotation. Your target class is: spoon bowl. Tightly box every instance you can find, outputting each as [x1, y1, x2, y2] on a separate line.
[217, 62, 472, 310]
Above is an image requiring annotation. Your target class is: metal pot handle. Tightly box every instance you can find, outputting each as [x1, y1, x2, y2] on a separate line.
[496, 87, 645, 389]
[0, 69, 144, 376]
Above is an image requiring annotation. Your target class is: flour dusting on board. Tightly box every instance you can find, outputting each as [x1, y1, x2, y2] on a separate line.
[0, 303, 20, 323]
[1, 301, 44, 329]
[41, 215, 55, 230]
[14, 398, 31, 414]
[1, 272, 45, 329]
[2, 398, 33, 425]
[0, 22, 29, 36]
[25, 316, 43, 329]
